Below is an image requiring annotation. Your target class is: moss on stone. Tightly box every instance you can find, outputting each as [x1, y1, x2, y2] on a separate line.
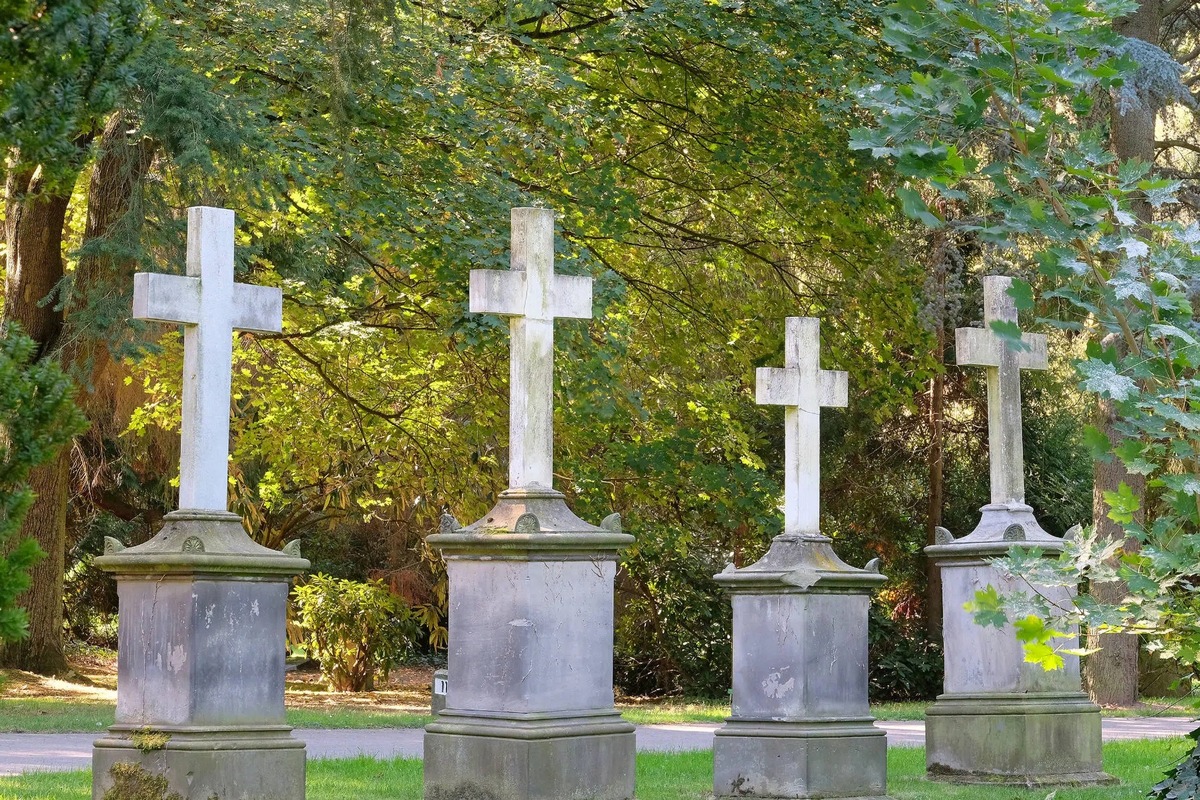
[102, 763, 183, 800]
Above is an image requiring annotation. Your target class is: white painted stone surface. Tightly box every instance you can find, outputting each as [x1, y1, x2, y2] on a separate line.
[955, 276, 1047, 506]
[132, 207, 282, 512]
[445, 558, 617, 714]
[756, 317, 848, 536]
[940, 563, 1080, 694]
[469, 207, 592, 490]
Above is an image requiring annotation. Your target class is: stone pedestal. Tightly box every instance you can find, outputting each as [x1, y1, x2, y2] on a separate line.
[424, 488, 635, 800]
[92, 511, 309, 800]
[925, 503, 1112, 786]
[713, 534, 889, 800]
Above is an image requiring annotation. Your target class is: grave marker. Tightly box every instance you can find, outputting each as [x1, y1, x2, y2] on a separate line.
[93, 207, 308, 800]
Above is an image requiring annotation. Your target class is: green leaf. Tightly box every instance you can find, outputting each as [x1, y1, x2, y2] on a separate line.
[1103, 481, 1140, 524]
[966, 585, 1008, 628]
[1007, 279, 1035, 311]
[896, 187, 944, 228]
[1077, 359, 1138, 401]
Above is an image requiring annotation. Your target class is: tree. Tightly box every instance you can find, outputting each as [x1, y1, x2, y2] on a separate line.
[0, 329, 87, 643]
[0, 0, 150, 673]
[854, 0, 1200, 781]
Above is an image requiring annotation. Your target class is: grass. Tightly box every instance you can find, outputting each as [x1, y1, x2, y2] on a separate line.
[0, 698, 430, 733]
[4, 695, 1195, 733]
[0, 740, 1191, 800]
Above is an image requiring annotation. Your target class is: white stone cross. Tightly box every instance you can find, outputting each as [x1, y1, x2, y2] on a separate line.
[133, 206, 283, 512]
[756, 317, 848, 536]
[470, 207, 592, 490]
[955, 275, 1048, 506]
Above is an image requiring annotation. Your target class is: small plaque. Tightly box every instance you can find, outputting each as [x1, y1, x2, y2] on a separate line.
[431, 668, 449, 715]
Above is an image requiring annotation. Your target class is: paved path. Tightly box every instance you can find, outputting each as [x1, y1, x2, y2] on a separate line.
[0, 718, 1193, 776]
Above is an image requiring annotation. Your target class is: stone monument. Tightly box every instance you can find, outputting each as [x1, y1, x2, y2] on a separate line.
[93, 207, 309, 799]
[925, 275, 1109, 785]
[424, 207, 636, 800]
[712, 317, 889, 800]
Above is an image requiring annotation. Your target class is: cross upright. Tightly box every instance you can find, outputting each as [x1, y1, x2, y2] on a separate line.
[956, 275, 1048, 506]
[470, 207, 592, 490]
[757, 317, 848, 536]
[133, 206, 283, 512]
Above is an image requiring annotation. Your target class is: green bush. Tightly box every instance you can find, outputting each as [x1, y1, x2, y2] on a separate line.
[0, 327, 88, 643]
[292, 574, 418, 692]
[1150, 725, 1200, 800]
[868, 601, 943, 702]
[614, 530, 733, 698]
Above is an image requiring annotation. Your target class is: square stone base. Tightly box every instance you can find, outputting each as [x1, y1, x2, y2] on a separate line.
[925, 694, 1114, 785]
[92, 729, 306, 800]
[424, 724, 635, 800]
[713, 722, 889, 799]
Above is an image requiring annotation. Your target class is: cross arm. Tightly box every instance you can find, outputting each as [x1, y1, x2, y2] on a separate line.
[133, 273, 201, 325]
[1017, 333, 1048, 370]
[470, 270, 526, 316]
[955, 327, 1000, 367]
[469, 270, 593, 319]
[956, 326, 1049, 370]
[756, 367, 798, 407]
[551, 275, 593, 320]
[232, 283, 284, 333]
[820, 370, 849, 408]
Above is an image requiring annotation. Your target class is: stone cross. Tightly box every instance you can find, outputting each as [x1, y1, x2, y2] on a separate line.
[756, 317, 848, 536]
[132, 206, 283, 512]
[956, 275, 1048, 506]
[470, 207, 592, 489]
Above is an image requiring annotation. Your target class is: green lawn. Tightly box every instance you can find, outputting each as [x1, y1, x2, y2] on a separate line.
[0, 699, 430, 733]
[0, 741, 1190, 800]
[3, 695, 1195, 732]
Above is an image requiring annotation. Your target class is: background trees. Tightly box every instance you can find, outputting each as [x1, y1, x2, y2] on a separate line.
[2, 0, 1166, 710]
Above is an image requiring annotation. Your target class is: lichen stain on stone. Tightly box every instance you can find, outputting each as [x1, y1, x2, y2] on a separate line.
[762, 670, 795, 698]
[168, 644, 187, 674]
[508, 618, 534, 627]
[204, 604, 216, 628]
[729, 773, 758, 796]
[427, 784, 501, 800]
[251, 599, 260, 617]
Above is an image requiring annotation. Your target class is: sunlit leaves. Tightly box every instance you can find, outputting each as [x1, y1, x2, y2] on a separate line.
[855, 0, 1200, 677]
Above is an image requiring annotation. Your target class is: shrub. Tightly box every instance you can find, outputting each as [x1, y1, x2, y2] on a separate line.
[0, 327, 88, 643]
[868, 601, 943, 702]
[292, 574, 418, 692]
[614, 530, 733, 699]
[1150, 726, 1200, 800]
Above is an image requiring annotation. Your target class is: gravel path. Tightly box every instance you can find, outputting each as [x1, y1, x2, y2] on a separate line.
[0, 717, 1193, 776]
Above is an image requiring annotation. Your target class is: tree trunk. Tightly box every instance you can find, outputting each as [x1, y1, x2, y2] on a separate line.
[0, 165, 73, 675]
[0, 114, 152, 674]
[62, 113, 157, 508]
[1085, 0, 1161, 707]
[925, 344, 945, 642]
[1085, 401, 1144, 707]
[0, 450, 71, 673]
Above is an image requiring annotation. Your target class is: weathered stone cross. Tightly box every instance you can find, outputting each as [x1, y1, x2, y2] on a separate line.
[132, 206, 283, 512]
[955, 275, 1047, 506]
[757, 317, 848, 536]
[470, 207, 592, 489]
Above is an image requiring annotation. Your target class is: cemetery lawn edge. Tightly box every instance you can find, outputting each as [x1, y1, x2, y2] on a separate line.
[0, 740, 1191, 800]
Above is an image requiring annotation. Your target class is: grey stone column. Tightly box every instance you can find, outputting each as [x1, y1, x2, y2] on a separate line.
[423, 488, 635, 800]
[712, 534, 889, 800]
[92, 511, 309, 800]
[925, 505, 1112, 785]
